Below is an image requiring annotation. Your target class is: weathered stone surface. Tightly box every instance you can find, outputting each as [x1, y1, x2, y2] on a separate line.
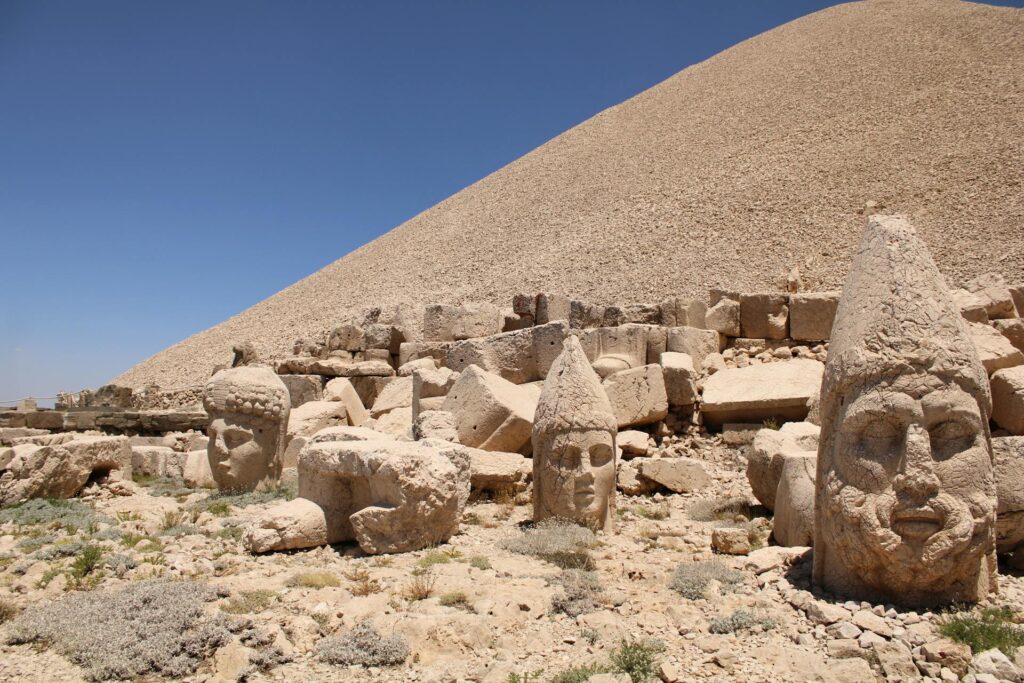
[971, 648, 1021, 682]
[370, 376, 413, 418]
[131, 445, 184, 479]
[24, 411, 64, 431]
[447, 322, 568, 385]
[965, 272, 1018, 320]
[183, 449, 216, 489]
[616, 430, 649, 457]
[0, 428, 48, 446]
[374, 406, 413, 439]
[873, 640, 919, 681]
[705, 294, 741, 337]
[773, 454, 815, 547]
[284, 400, 348, 467]
[397, 357, 437, 376]
[533, 336, 618, 532]
[701, 359, 824, 427]
[602, 364, 669, 428]
[279, 374, 322, 409]
[412, 410, 459, 443]
[637, 457, 710, 493]
[363, 322, 403, 354]
[969, 322, 1024, 375]
[577, 324, 649, 379]
[711, 527, 751, 555]
[993, 436, 1024, 554]
[535, 293, 571, 325]
[327, 323, 365, 352]
[411, 367, 459, 421]
[994, 318, 1024, 353]
[740, 293, 789, 340]
[322, 378, 368, 427]
[275, 356, 395, 378]
[616, 458, 657, 496]
[789, 292, 839, 341]
[814, 215, 996, 607]
[243, 497, 329, 553]
[0, 435, 132, 506]
[1011, 284, 1024, 317]
[660, 351, 698, 407]
[463, 446, 531, 495]
[423, 303, 502, 342]
[747, 422, 819, 511]
[666, 326, 723, 369]
[992, 366, 1024, 435]
[442, 365, 536, 453]
[569, 299, 605, 329]
[307, 425, 391, 444]
[922, 639, 972, 677]
[951, 288, 990, 324]
[397, 341, 451, 368]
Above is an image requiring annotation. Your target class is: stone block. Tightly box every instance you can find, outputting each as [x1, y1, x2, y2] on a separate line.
[748, 422, 820, 511]
[616, 458, 658, 495]
[323, 378, 368, 427]
[965, 272, 1017, 320]
[616, 430, 649, 457]
[951, 289, 989, 323]
[773, 453, 816, 547]
[602, 364, 668, 428]
[712, 527, 751, 555]
[740, 293, 789, 339]
[423, 303, 502, 342]
[660, 351, 698, 407]
[1011, 284, 1024, 317]
[183, 449, 216, 488]
[992, 366, 1024, 435]
[645, 326, 667, 364]
[397, 357, 437, 376]
[348, 376, 392, 410]
[369, 376, 413, 418]
[512, 293, 536, 317]
[412, 409, 459, 442]
[24, 411, 64, 431]
[363, 323, 402, 354]
[284, 401, 348, 468]
[131, 445, 183, 479]
[0, 435, 132, 506]
[637, 457, 710, 493]
[994, 318, 1024, 353]
[462, 445, 531, 495]
[969, 322, 1024, 375]
[535, 293, 571, 324]
[397, 341, 451, 367]
[441, 365, 537, 453]
[666, 326, 723, 368]
[705, 297, 741, 337]
[576, 324, 649, 379]
[411, 366, 458, 421]
[327, 323, 365, 352]
[789, 291, 839, 341]
[993, 436, 1024, 554]
[569, 300, 604, 328]
[446, 322, 568, 385]
[279, 375, 323, 409]
[374, 406, 413, 439]
[701, 358, 824, 428]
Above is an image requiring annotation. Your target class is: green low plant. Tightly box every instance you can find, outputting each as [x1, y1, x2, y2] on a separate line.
[609, 638, 664, 683]
[939, 607, 1024, 656]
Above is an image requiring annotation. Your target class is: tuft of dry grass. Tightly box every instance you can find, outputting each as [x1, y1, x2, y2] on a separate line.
[402, 573, 436, 602]
[287, 572, 341, 589]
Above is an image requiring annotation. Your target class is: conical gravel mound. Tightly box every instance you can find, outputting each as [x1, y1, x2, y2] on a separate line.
[115, 0, 1024, 389]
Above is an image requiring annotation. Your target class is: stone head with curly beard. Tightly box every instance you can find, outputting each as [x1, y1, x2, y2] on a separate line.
[813, 215, 997, 607]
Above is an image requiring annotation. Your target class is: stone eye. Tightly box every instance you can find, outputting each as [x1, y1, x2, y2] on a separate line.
[856, 418, 901, 458]
[588, 443, 613, 467]
[929, 420, 974, 460]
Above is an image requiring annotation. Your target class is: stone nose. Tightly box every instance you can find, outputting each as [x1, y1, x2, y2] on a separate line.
[894, 424, 940, 500]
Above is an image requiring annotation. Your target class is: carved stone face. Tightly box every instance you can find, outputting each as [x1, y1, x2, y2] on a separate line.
[208, 415, 282, 491]
[820, 372, 995, 600]
[534, 425, 616, 531]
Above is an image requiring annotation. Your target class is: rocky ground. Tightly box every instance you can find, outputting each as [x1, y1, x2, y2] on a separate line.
[1, 436, 1022, 683]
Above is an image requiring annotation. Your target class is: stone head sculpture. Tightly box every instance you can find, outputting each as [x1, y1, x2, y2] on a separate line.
[533, 335, 618, 532]
[813, 215, 996, 606]
[204, 366, 290, 492]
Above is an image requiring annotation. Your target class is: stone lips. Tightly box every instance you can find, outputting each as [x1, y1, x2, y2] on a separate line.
[114, 0, 1024, 390]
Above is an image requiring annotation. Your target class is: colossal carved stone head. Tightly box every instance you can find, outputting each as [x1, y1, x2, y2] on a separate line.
[533, 336, 618, 532]
[204, 366, 290, 492]
[813, 215, 997, 606]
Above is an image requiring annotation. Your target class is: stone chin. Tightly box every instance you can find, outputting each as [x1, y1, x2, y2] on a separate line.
[822, 472, 993, 601]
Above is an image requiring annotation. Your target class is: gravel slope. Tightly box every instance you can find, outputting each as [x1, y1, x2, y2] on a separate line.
[115, 0, 1024, 389]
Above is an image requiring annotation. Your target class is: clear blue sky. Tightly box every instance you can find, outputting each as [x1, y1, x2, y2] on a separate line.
[2, 0, 1021, 405]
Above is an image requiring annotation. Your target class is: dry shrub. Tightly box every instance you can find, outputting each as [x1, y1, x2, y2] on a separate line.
[402, 572, 435, 602]
[316, 620, 409, 667]
[670, 560, 743, 600]
[4, 580, 228, 680]
[499, 518, 598, 570]
[287, 571, 340, 588]
[550, 569, 601, 617]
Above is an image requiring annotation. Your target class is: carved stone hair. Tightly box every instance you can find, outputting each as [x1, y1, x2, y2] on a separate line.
[203, 366, 289, 425]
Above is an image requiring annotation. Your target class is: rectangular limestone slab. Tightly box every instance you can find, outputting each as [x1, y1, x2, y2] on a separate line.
[701, 358, 824, 428]
[446, 322, 568, 385]
[789, 292, 839, 341]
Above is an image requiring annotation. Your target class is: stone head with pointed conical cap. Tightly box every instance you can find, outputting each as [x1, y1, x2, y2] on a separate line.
[533, 335, 618, 532]
[813, 214, 996, 607]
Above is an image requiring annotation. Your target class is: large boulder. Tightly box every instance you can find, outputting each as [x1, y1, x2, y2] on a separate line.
[602, 364, 669, 428]
[279, 374, 323, 409]
[446, 322, 568, 384]
[968, 322, 1024, 375]
[637, 457, 710, 493]
[0, 435, 132, 506]
[411, 367, 459, 421]
[441, 365, 537, 453]
[773, 453, 816, 547]
[789, 292, 839, 342]
[131, 445, 185, 479]
[244, 439, 469, 555]
[964, 272, 1017, 320]
[747, 421, 819, 511]
[666, 326, 723, 369]
[993, 437, 1024, 555]
[283, 401, 348, 468]
[183, 449, 216, 488]
[705, 291, 741, 337]
[994, 318, 1024, 354]
[701, 359, 824, 428]
[369, 376, 414, 417]
[462, 446, 531, 496]
[991, 366, 1024, 435]
[951, 289, 990, 323]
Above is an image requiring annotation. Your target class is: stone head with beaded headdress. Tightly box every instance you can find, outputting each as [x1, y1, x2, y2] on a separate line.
[204, 365, 291, 492]
[812, 214, 996, 607]
[532, 335, 618, 532]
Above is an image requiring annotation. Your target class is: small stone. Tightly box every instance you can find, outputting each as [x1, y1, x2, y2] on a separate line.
[827, 622, 862, 640]
[806, 601, 852, 625]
